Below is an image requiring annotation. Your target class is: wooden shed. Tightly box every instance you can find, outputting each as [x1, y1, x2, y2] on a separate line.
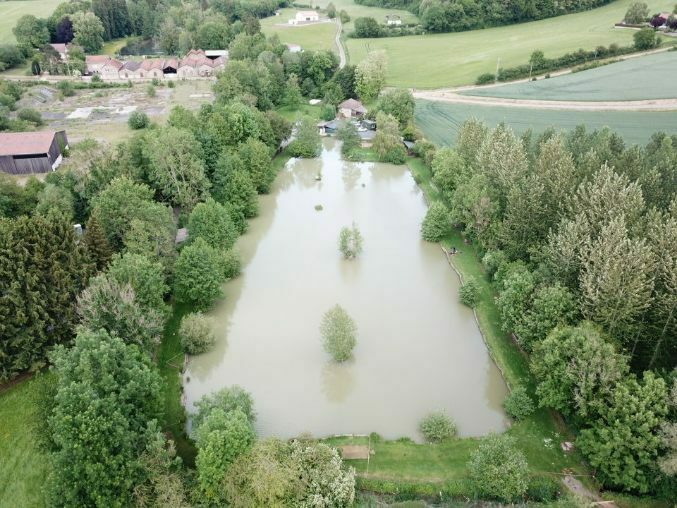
[0, 131, 69, 175]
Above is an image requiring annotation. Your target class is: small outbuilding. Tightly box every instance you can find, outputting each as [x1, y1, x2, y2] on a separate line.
[0, 131, 69, 175]
[385, 15, 402, 26]
[339, 98, 366, 118]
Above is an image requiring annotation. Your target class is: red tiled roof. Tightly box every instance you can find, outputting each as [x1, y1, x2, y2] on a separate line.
[103, 59, 124, 70]
[85, 55, 111, 64]
[140, 58, 164, 71]
[50, 43, 67, 53]
[339, 98, 366, 113]
[0, 131, 58, 157]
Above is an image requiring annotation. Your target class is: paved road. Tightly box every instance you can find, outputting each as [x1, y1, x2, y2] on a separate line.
[335, 19, 346, 69]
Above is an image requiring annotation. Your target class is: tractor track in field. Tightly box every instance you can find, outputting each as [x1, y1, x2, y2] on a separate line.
[411, 91, 677, 111]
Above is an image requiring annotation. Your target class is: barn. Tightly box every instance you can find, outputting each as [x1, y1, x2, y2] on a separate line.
[0, 131, 69, 175]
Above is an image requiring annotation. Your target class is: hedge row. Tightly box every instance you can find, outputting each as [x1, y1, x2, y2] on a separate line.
[475, 43, 638, 85]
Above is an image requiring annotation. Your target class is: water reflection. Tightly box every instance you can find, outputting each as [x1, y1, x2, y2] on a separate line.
[184, 138, 508, 440]
[321, 360, 356, 403]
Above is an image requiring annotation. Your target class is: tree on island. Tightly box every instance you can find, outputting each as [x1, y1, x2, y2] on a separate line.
[338, 222, 363, 259]
[320, 305, 357, 362]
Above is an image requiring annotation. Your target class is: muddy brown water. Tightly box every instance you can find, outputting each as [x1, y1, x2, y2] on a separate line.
[184, 139, 508, 441]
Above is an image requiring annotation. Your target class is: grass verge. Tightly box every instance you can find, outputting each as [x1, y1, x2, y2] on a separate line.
[0, 375, 50, 508]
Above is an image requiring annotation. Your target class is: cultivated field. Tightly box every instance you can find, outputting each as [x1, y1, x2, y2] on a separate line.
[415, 99, 677, 147]
[261, 8, 338, 52]
[462, 51, 677, 101]
[346, 0, 672, 88]
[0, 0, 63, 44]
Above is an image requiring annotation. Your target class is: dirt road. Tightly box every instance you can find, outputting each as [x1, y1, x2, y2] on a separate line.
[412, 91, 677, 111]
[335, 19, 346, 69]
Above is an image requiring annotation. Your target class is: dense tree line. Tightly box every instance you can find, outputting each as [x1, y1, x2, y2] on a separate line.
[0, 23, 370, 504]
[418, 119, 676, 496]
[353, 0, 615, 34]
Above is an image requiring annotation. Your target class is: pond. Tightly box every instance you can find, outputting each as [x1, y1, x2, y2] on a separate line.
[184, 139, 508, 441]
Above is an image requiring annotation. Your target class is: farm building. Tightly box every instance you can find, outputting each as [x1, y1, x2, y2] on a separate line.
[286, 43, 302, 53]
[289, 10, 320, 24]
[85, 55, 111, 74]
[48, 43, 78, 60]
[0, 131, 69, 175]
[86, 50, 227, 80]
[339, 98, 367, 118]
[385, 15, 402, 26]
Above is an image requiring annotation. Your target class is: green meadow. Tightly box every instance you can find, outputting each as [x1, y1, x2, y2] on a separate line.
[415, 99, 677, 147]
[462, 51, 677, 101]
[346, 0, 672, 88]
[0, 0, 63, 44]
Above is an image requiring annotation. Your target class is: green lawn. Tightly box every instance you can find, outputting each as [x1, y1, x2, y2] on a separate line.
[261, 8, 338, 53]
[346, 0, 673, 88]
[462, 51, 677, 101]
[0, 375, 50, 508]
[0, 0, 63, 44]
[312, 0, 418, 33]
[415, 99, 677, 147]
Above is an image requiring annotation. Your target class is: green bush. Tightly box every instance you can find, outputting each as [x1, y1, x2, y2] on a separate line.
[146, 84, 156, 97]
[634, 27, 658, 50]
[419, 411, 457, 442]
[167, 80, 175, 88]
[91, 74, 102, 83]
[57, 80, 75, 97]
[382, 144, 407, 164]
[127, 110, 149, 129]
[475, 73, 495, 85]
[503, 386, 535, 420]
[17, 107, 42, 126]
[320, 103, 336, 121]
[221, 249, 241, 279]
[527, 476, 561, 502]
[459, 277, 480, 307]
[320, 304, 357, 362]
[468, 434, 528, 502]
[180, 312, 216, 355]
[420, 202, 450, 242]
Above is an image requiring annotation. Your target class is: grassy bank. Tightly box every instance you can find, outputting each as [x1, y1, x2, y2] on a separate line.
[0, 375, 50, 508]
[346, 0, 672, 87]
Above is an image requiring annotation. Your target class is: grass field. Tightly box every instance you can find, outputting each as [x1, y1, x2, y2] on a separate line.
[261, 8, 338, 52]
[0, 375, 50, 508]
[312, 0, 418, 33]
[346, 0, 672, 88]
[0, 0, 63, 44]
[463, 51, 677, 101]
[415, 99, 677, 147]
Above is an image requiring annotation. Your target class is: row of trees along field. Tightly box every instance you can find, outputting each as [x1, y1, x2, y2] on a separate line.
[0, 22, 387, 504]
[2, 0, 286, 72]
[353, 0, 614, 33]
[415, 119, 676, 497]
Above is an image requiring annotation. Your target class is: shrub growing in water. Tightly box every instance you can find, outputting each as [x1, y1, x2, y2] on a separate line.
[221, 249, 241, 279]
[419, 412, 457, 442]
[180, 312, 216, 355]
[503, 386, 535, 420]
[147, 84, 156, 97]
[338, 222, 363, 259]
[420, 202, 450, 242]
[459, 277, 480, 307]
[128, 111, 149, 129]
[57, 80, 75, 97]
[320, 304, 357, 362]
